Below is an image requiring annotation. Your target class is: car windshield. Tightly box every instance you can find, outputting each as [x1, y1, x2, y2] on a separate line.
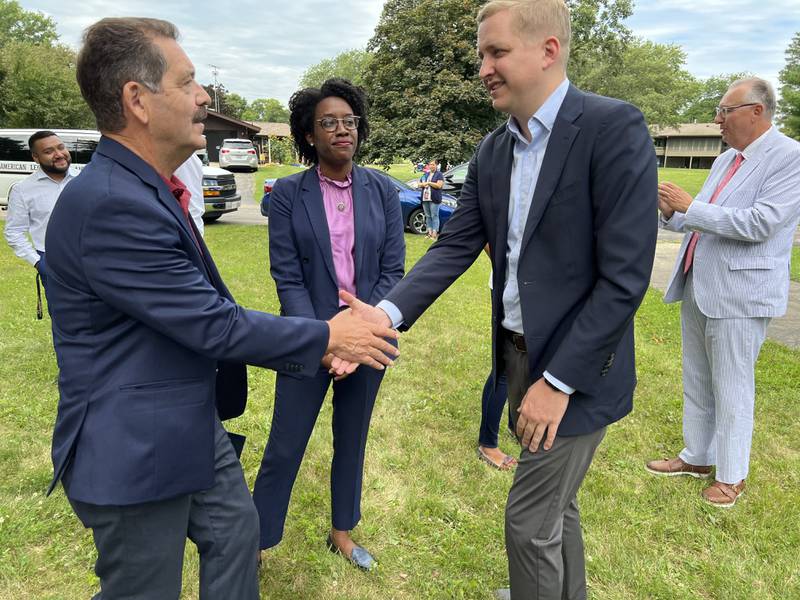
[447, 164, 468, 181]
[223, 141, 253, 149]
[386, 174, 414, 190]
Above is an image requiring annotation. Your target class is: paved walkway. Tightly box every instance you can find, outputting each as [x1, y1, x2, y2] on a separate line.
[651, 230, 800, 349]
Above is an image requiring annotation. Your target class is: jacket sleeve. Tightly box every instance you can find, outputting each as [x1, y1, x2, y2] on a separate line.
[545, 104, 659, 391]
[267, 177, 317, 319]
[684, 145, 800, 242]
[81, 184, 328, 378]
[384, 142, 488, 327]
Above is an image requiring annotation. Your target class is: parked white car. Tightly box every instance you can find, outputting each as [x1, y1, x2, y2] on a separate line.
[218, 138, 258, 172]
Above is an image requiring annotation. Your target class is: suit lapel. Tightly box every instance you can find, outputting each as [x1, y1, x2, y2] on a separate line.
[301, 169, 339, 288]
[519, 87, 582, 255]
[714, 131, 780, 207]
[96, 137, 212, 280]
[492, 131, 514, 269]
[351, 166, 368, 297]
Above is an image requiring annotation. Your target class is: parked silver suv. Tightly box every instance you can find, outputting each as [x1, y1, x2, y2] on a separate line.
[218, 138, 258, 172]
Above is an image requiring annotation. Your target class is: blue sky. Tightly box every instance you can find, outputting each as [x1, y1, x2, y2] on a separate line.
[20, 0, 800, 105]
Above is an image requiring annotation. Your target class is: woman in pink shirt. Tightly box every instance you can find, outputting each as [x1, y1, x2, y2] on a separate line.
[252, 79, 405, 571]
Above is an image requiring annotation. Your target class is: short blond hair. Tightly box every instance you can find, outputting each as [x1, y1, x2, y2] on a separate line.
[477, 0, 571, 65]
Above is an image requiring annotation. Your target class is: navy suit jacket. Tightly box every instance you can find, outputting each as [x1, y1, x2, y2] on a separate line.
[268, 166, 405, 324]
[45, 137, 330, 505]
[385, 85, 658, 435]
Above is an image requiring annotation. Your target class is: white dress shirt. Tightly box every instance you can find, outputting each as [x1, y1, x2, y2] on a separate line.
[379, 79, 575, 394]
[174, 154, 205, 237]
[4, 167, 78, 266]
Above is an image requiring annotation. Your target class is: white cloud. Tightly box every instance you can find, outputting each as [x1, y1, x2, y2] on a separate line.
[627, 0, 800, 90]
[21, 0, 384, 104]
[19, 0, 800, 105]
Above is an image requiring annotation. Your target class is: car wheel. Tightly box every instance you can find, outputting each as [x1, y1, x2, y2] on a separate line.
[408, 208, 427, 235]
[202, 214, 222, 223]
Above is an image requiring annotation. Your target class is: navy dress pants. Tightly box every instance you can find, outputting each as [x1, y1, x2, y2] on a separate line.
[252, 365, 384, 550]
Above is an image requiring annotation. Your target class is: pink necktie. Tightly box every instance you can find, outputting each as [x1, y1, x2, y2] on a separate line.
[683, 153, 744, 274]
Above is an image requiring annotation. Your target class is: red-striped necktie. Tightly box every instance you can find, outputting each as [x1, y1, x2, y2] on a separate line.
[683, 153, 744, 274]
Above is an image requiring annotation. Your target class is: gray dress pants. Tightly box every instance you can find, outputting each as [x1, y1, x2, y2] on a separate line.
[504, 334, 606, 600]
[69, 417, 260, 600]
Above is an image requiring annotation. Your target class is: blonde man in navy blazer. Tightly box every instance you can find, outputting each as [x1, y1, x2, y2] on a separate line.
[341, 1, 658, 596]
[647, 78, 800, 507]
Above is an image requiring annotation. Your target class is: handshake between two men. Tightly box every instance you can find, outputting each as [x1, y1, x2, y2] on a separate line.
[326, 290, 570, 454]
[322, 290, 398, 380]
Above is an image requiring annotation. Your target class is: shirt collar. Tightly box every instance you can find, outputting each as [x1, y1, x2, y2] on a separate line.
[740, 125, 773, 160]
[160, 174, 189, 202]
[35, 165, 79, 183]
[317, 165, 352, 189]
[506, 78, 570, 145]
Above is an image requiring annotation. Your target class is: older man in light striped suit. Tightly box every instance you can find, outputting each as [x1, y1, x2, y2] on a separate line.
[646, 77, 800, 507]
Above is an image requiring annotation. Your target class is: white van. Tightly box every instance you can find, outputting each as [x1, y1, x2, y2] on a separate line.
[0, 129, 239, 222]
[0, 129, 99, 207]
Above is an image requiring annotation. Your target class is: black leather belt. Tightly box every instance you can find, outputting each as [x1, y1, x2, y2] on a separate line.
[503, 328, 527, 353]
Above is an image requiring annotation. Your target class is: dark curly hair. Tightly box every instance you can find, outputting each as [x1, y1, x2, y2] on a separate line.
[288, 78, 369, 165]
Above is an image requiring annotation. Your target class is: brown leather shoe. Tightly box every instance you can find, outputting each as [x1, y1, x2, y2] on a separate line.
[702, 480, 745, 508]
[645, 456, 712, 478]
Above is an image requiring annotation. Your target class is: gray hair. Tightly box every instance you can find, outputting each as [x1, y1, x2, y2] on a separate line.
[730, 77, 776, 120]
[77, 18, 179, 132]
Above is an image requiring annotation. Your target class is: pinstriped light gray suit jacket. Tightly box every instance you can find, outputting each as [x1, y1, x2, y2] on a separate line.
[662, 126, 800, 318]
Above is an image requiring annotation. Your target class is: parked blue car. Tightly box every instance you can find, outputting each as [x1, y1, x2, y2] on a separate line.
[260, 172, 456, 235]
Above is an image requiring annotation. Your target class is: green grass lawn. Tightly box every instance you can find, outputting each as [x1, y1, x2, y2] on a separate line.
[4, 226, 798, 599]
[254, 163, 711, 202]
[792, 246, 800, 283]
[253, 164, 418, 202]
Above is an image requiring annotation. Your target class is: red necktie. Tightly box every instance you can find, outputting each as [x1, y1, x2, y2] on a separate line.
[683, 153, 744, 274]
[170, 187, 202, 253]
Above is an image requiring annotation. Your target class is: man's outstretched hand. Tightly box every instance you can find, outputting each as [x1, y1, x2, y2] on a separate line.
[338, 290, 393, 328]
[326, 297, 398, 371]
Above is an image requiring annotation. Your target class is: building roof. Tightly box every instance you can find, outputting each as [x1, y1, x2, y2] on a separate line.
[206, 110, 261, 133]
[651, 123, 721, 138]
[252, 122, 291, 137]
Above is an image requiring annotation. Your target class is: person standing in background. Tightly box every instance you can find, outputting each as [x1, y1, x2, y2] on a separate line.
[419, 158, 444, 239]
[4, 131, 78, 302]
[646, 77, 800, 508]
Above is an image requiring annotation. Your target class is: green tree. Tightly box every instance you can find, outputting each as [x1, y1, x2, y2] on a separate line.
[363, 0, 500, 167]
[680, 73, 750, 123]
[242, 98, 289, 123]
[268, 136, 296, 164]
[585, 39, 698, 127]
[567, 0, 634, 89]
[299, 49, 372, 89]
[225, 92, 247, 120]
[0, 0, 57, 48]
[778, 32, 800, 139]
[0, 41, 94, 128]
[363, 0, 636, 166]
[202, 83, 247, 119]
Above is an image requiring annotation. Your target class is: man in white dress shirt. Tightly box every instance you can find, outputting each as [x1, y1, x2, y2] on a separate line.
[4, 131, 79, 298]
[646, 78, 800, 507]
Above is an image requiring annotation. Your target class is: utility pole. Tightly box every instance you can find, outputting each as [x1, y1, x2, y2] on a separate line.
[209, 64, 220, 112]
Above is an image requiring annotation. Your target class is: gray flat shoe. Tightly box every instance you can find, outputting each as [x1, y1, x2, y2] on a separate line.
[326, 534, 376, 571]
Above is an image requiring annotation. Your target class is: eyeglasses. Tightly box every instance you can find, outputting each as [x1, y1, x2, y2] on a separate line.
[715, 103, 759, 118]
[316, 116, 360, 132]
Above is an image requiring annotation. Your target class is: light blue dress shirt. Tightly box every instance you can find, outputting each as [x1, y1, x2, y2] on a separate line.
[379, 78, 575, 394]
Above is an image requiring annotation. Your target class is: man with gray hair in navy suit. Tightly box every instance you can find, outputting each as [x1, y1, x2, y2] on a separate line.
[647, 77, 800, 508]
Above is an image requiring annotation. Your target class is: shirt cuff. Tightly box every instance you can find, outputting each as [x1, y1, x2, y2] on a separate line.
[543, 371, 574, 395]
[376, 299, 403, 329]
